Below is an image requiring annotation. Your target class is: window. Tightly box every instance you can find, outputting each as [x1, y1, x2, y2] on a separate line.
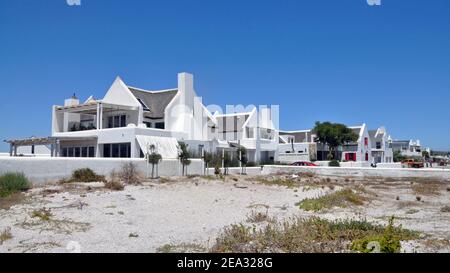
[62, 148, 68, 157]
[376, 142, 382, 149]
[364, 137, 369, 146]
[104, 144, 111, 157]
[81, 147, 88, 157]
[88, 147, 95, 157]
[155, 122, 165, 129]
[68, 148, 74, 157]
[108, 116, 113, 128]
[104, 143, 130, 158]
[144, 122, 152, 128]
[112, 144, 119, 158]
[345, 153, 357, 162]
[108, 115, 127, 128]
[74, 147, 81, 157]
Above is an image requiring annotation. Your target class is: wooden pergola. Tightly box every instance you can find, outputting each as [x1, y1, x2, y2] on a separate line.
[4, 137, 57, 157]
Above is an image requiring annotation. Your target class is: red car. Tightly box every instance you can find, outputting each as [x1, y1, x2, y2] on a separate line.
[291, 161, 317, 167]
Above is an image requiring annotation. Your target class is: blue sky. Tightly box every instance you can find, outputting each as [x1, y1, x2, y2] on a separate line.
[0, 0, 449, 151]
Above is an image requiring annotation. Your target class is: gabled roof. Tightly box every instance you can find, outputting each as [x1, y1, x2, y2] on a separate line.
[128, 86, 178, 119]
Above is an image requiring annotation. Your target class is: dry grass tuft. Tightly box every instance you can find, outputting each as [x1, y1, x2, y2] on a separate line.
[157, 243, 207, 253]
[0, 227, 12, 245]
[104, 181, 125, 191]
[246, 210, 274, 223]
[31, 208, 53, 221]
[440, 206, 450, 213]
[411, 182, 443, 196]
[0, 192, 26, 210]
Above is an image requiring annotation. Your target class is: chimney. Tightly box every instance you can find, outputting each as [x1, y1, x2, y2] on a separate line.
[65, 93, 80, 106]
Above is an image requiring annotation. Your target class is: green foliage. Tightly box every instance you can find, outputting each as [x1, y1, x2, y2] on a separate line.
[31, 208, 53, 221]
[68, 168, 106, 183]
[328, 160, 340, 167]
[350, 217, 417, 253]
[313, 121, 359, 160]
[393, 150, 407, 163]
[147, 145, 163, 179]
[0, 172, 32, 197]
[297, 188, 365, 211]
[212, 216, 419, 253]
[178, 142, 192, 176]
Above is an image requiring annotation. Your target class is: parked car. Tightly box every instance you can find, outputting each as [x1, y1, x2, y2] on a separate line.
[402, 159, 424, 168]
[291, 161, 317, 167]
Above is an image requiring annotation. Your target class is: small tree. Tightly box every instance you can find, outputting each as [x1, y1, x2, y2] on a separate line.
[393, 150, 406, 163]
[223, 152, 231, 175]
[147, 145, 162, 179]
[313, 121, 359, 161]
[203, 152, 213, 175]
[237, 147, 248, 175]
[422, 150, 430, 160]
[178, 142, 192, 176]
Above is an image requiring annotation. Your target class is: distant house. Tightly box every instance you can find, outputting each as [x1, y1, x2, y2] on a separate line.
[342, 124, 372, 163]
[279, 124, 373, 163]
[392, 139, 422, 158]
[278, 130, 317, 163]
[368, 126, 393, 163]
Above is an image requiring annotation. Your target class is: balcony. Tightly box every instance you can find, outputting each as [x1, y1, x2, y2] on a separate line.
[69, 121, 97, 132]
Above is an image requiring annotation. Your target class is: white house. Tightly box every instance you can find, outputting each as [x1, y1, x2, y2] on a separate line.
[368, 126, 393, 163]
[341, 124, 372, 163]
[278, 130, 317, 163]
[1, 72, 278, 164]
[392, 139, 422, 158]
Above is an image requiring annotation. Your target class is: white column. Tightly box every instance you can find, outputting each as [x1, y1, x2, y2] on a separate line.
[96, 103, 100, 130]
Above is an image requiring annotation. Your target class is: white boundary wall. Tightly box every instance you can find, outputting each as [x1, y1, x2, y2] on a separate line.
[261, 166, 450, 181]
[0, 157, 204, 185]
[209, 165, 450, 181]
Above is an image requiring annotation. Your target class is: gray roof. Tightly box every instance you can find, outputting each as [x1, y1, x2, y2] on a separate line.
[368, 130, 381, 140]
[128, 87, 178, 119]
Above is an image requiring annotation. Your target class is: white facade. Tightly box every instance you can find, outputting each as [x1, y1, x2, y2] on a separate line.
[369, 126, 394, 163]
[392, 139, 422, 158]
[341, 124, 372, 163]
[48, 72, 278, 164]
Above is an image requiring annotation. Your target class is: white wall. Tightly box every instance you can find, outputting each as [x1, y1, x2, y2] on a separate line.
[0, 157, 204, 186]
[165, 73, 211, 142]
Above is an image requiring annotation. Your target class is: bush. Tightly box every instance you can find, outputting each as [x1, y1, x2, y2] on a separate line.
[351, 217, 408, 253]
[211, 216, 419, 253]
[328, 160, 340, 167]
[69, 168, 106, 183]
[297, 188, 365, 211]
[104, 181, 125, 191]
[0, 172, 32, 197]
[118, 162, 140, 184]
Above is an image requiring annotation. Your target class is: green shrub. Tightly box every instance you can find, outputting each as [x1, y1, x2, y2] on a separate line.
[67, 168, 106, 183]
[0, 172, 32, 197]
[350, 217, 414, 253]
[297, 188, 365, 211]
[211, 216, 419, 253]
[328, 160, 340, 167]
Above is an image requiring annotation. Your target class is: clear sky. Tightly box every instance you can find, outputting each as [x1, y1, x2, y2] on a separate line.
[0, 0, 449, 151]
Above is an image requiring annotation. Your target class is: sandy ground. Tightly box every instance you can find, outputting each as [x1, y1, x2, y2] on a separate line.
[0, 174, 449, 253]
